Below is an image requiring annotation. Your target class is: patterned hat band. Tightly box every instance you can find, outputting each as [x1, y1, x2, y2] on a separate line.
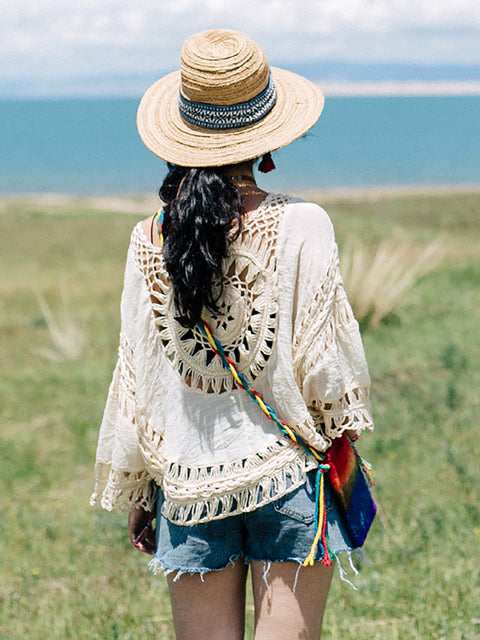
[178, 73, 277, 131]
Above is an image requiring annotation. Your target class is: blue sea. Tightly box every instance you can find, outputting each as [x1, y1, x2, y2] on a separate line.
[1, 96, 479, 194]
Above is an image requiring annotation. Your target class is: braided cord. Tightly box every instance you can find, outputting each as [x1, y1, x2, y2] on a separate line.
[199, 320, 328, 465]
[198, 318, 332, 566]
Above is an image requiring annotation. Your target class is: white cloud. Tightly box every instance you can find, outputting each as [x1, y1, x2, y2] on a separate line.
[1, 0, 479, 83]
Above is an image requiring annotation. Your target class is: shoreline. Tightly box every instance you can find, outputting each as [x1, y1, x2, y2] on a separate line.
[1, 184, 480, 214]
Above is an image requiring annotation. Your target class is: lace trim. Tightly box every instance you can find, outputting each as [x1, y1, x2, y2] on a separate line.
[117, 331, 136, 419]
[319, 386, 373, 435]
[90, 465, 157, 512]
[136, 411, 164, 475]
[89, 331, 159, 513]
[131, 193, 293, 395]
[159, 439, 317, 524]
[291, 244, 373, 442]
[309, 386, 374, 439]
[292, 244, 341, 384]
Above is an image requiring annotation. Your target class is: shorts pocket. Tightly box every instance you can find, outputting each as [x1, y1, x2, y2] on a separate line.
[272, 478, 315, 524]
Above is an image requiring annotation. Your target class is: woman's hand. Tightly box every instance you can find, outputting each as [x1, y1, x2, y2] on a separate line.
[128, 506, 156, 555]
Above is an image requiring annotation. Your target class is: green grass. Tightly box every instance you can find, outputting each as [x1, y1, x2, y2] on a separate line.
[1, 192, 479, 639]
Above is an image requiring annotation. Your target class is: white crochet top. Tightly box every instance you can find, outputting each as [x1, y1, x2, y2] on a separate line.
[91, 193, 373, 524]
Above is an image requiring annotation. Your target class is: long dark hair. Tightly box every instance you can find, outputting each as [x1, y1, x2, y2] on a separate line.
[159, 164, 244, 327]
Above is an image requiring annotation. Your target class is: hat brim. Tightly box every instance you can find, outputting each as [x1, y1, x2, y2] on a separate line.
[136, 66, 324, 167]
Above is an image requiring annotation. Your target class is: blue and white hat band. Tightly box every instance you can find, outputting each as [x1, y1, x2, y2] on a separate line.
[178, 73, 277, 130]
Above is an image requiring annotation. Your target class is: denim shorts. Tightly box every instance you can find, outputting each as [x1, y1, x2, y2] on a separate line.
[150, 470, 359, 581]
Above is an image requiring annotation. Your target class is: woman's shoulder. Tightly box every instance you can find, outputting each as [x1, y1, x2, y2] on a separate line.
[140, 215, 154, 240]
[277, 195, 335, 246]
[124, 215, 163, 251]
[137, 214, 163, 248]
[285, 195, 333, 225]
[120, 218, 162, 284]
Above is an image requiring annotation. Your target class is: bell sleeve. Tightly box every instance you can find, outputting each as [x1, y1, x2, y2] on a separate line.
[292, 224, 374, 442]
[90, 243, 157, 512]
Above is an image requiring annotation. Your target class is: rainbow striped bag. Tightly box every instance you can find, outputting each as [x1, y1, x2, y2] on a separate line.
[325, 434, 376, 548]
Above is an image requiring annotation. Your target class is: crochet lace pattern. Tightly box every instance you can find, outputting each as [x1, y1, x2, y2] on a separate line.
[91, 194, 374, 519]
[132, 192, 285, 394]
[293, 246, 373, 440]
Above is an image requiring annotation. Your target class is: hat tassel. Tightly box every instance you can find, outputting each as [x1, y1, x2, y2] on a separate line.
[258, 152, 276, 173]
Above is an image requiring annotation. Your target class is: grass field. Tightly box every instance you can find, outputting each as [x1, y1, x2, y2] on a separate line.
[1, 190, 479, 639]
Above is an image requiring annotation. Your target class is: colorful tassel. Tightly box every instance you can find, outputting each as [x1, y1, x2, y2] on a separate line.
[303, 469, 332, 567]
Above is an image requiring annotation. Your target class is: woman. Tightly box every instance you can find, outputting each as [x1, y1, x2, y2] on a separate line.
[91, 29, 374, 639]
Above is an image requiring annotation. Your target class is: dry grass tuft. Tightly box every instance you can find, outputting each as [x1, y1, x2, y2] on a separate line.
[341, 238, 444, 329]
[33, 286, 86, 361]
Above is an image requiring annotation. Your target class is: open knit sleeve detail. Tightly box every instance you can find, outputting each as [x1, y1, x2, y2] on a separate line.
[90, 284, 157, 512]
[292, 244, 373, 441]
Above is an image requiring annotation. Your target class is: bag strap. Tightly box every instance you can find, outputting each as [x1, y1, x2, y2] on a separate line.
[198, 318, 333, 566]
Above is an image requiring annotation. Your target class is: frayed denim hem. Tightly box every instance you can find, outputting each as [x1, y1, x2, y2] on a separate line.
[245, 548, 369, 592]
[149, 548, 370, 593]
[148, 553, 241, 583]
[149, 554, 302, 592]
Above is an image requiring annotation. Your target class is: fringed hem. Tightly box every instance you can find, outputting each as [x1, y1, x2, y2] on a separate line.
[90, 440, 318, 521]
[148, 550, 370, 592]
[148, 554, 241, 583]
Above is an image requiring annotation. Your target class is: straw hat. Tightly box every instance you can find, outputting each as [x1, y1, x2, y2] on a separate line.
[137, 29, 324, 167]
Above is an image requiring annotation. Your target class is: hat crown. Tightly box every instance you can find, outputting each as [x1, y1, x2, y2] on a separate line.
[180, 29, 270, 106]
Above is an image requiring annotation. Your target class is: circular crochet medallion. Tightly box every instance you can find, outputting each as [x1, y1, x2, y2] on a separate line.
[134, 193, 289, 394]
[160, 245, 278, 394]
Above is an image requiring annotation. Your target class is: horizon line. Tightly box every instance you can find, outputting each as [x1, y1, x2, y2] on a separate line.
[1, 80, 480, 99]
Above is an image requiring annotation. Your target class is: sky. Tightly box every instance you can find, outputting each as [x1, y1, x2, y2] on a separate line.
[2, 0, 480, 95]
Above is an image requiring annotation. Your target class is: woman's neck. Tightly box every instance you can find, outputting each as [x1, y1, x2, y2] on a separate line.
[223, 161, 255, 182]
[224, 161, 266, 214]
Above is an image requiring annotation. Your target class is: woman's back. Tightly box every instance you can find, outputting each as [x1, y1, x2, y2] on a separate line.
[92, 192, 372, 526]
